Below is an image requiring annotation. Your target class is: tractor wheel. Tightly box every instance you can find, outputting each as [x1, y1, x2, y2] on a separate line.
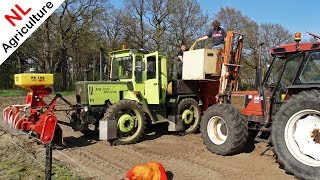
[104, 100, 146, 145]
[272, 90, 320, 180]
[178, 98, 201, 134]
[200, 104, 248, 155]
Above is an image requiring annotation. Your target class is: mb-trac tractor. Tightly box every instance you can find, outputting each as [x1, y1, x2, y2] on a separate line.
[71, 49, 203, 145]
[71, 31, 243, 145]
[200, 32, 320, 179]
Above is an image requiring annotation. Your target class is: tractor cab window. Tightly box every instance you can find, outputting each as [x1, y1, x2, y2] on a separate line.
[111, 56, 132, 79]
[279, 54, 302, 86]
[264, 53, 302, 89]
[299, 52, 320, 83]
[147, 56, 157, 79]
[264, 56, 286, 88]
[265, 54, 302, 116]
[135, 56, 143, 82]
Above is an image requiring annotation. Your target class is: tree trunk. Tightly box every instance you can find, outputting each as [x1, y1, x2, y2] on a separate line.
[17, 52, 21, 73]
[44, 19, 52, 73]
[61, 47, 68, 91]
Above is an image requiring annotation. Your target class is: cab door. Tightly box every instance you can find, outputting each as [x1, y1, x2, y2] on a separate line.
[144, 52, 160, 104]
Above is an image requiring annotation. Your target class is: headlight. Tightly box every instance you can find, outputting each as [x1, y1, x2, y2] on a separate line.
[84, 106, 89, 112]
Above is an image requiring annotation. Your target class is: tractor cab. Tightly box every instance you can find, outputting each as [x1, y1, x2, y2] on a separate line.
[75, 49, 167, 105]
[109, 49, 167, 105]
[230, 33, 320, 123]
[263, 36, 320, 118]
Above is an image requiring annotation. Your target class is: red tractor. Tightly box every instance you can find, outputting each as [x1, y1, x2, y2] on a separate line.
[200, 33, 320, 179]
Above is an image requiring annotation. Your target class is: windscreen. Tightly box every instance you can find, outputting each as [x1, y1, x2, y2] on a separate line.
[264, 56, 286, 87]
[264, 54, 302, 87]
[279, 54, 302, 86]
[299, 52, 320, 83]
[111, 56, 132, 79]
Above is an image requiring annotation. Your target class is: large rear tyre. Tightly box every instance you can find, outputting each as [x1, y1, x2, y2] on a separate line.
[178, 98, 201, 134]
[104, 100, 146, 145]
[200, 104, 248, 155]
[272, 90, 320, 180]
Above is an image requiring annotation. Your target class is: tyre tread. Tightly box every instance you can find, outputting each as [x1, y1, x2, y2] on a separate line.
[200, 104, 248, 155]
[178, 98, 201, 134]
[103, 100, 146, 145]
[272, 90, 320, 180]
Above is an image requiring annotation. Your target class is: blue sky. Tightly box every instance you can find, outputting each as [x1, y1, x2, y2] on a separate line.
[110, 0, 319, 41]
[198, 0, 319, 39]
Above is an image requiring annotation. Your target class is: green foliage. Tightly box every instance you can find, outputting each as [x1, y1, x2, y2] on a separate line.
[0, 89, 27, 97]
[57, 91, 76, 96]
[0, 155, 79, 180]
[52, 163, 81, 180]
[0, 135, 80, 180]
[0, 158, 42, 179]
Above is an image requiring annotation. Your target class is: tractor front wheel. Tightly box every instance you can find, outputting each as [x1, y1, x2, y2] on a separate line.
[272, 90, 320, 180]
[178, 98, 201, 134]
[104, 100, 146, 145]
[200, 104, 248, 155]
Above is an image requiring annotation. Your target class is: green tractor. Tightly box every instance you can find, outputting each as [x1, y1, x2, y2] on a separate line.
[71, 49, 201, 145]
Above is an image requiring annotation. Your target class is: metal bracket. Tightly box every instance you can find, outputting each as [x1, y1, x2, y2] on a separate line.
[168, 115, 183, 132]
[99, 120, 117, 140]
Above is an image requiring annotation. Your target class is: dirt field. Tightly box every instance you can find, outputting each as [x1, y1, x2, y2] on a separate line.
[0, 96, 294, 180]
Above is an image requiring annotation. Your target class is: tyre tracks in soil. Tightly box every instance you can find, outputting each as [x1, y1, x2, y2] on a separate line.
[122, 135, 290, 180]
[58, 143, 222, 179]
[56, 128, 223, 179]
[56, 123, 290, 180]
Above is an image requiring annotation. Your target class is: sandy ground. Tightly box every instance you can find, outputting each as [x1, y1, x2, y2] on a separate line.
[0, 96, 294, 180]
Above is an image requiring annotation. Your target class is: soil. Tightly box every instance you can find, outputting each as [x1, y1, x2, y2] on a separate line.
[0, 96, 293, 180]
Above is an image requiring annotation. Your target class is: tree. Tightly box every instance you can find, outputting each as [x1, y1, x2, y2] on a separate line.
[145, 0, 174, 51]
[123, 0, 149, 49]
[166, 0, 208, 47]
[165, 0, 208, 79]
[96, 6, 125, 51]
[260, 23, 292, 63]
[215, 7, 293, 89]
[55, 0, 106, 90]
[260, 23, 292, 48]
